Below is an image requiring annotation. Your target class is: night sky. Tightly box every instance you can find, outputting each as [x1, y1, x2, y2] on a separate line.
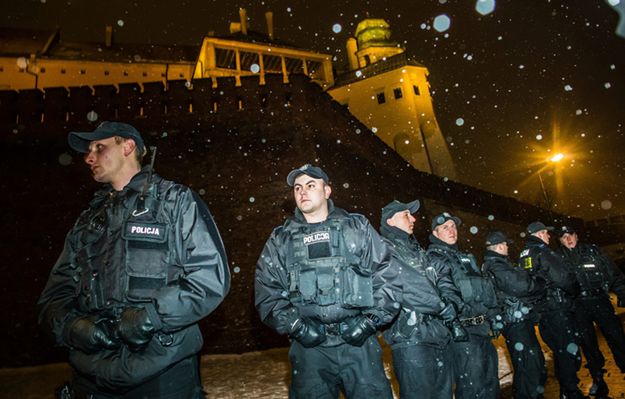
[2, 0, 625, 220]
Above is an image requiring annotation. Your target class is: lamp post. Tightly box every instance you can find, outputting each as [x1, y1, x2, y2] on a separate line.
[538, 152, 564, 211]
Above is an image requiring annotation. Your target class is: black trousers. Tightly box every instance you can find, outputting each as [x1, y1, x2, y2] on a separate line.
[391, 343, 453, 399]
[72, 355, 203, 399]
[288, 336, 393, 399]
[503, 319, 547, 399]
[575, 295, 625, 377]
[450, 333, 500, 399]
[538, 309, 582, 394]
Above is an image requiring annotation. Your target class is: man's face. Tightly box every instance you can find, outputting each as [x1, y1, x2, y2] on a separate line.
[293, 175, 331, 216]
[83, 137, 126, 184]
[433, 219, 458, 245]
[535, 230, 550, 245]
[559, 232, 578, 249]
[388, 210, 416, 235]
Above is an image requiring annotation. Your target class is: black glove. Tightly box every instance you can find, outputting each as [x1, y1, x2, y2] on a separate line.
[117, 307, 156, 351]
[341, 315, 378, 347]
[439, 303, 458, 323]
[618, 297, 625, 308]
[289, 318, 326, 348]
[63, 315, 119, 353]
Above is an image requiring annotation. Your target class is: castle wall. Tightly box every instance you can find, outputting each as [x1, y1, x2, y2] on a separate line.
[0, 74, 573, 367]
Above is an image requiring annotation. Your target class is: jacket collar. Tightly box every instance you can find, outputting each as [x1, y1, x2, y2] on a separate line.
[92, 166, 154, 201]
[525, 234, 548, 248]
[290, 199, 347, 226]
[428, 233, 459, 251]
[484, 250, 508, 260]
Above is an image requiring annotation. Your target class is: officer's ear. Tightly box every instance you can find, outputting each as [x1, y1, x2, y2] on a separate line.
[386, 217, 395, 227]
[323, 183, 331, 199]
[432, 227, 441, 239]
[122, 138, 137, 157]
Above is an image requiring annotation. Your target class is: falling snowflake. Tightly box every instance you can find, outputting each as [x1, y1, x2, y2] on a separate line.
[433, 15, 451, 33]
[476, 0, 496, 15]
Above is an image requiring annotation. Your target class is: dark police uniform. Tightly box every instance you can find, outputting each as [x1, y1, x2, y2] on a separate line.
[428, 236, 500, 399]
[380, 220, 462, 399]
[483, 249, 547, 399]
[557, 237, 625, 395]
[519, 234, 585, 398]
[255, 200, 398, 399]
[39, 167, 230, 398]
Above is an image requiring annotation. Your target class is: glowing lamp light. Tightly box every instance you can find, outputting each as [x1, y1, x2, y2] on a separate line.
[550, 153, 564, 163]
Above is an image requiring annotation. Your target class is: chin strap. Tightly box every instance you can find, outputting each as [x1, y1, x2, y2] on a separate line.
[132, 146, 157, 217]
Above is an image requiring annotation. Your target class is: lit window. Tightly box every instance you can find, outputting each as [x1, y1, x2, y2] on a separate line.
[394, 88, 403, 99]
[413, 85, 420, 96]
[376, 92, 386, 104]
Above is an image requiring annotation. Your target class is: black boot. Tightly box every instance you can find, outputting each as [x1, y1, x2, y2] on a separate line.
[560, 390, 590, 399]
[589, 378, 609, 399]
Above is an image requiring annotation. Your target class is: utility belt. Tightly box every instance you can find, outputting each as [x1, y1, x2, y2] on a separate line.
[324, 322, 348, 336]
[417, 313, 438, 323]
[459, 314, 486, 326]
[579, 288, 607, 298]
[402, 307, 439, 324]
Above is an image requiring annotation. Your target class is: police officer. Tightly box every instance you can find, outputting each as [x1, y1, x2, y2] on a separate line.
[379, 200, 464, 399]
[483, 231, 547, 399]
[38, 122, 231, 398]
[255, 164, 399, 399]
[557, 225, 625, 398]
[519, 221, 587, 399]
[427, 212, 500, 399]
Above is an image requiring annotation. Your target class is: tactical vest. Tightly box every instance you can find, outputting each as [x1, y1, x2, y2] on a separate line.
[519, 245, 570, 309]
[569, 247, 609, 294]
[73, 179, 175, 313]
[284, 218, 374, 319]
[392, 239, 428, 274]
[429, 246, 497, 309]
[483, 258, 533, 324]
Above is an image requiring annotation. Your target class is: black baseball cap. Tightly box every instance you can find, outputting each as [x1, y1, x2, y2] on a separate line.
[431, 212, 462, 230]
[68, 121, 145, 154]
[486, 231, 513, 246]
[558, 225, 576, 237]
[286, 164, 329, 187]
[527, 221, 554, 234]
[381, 199, 420, 224]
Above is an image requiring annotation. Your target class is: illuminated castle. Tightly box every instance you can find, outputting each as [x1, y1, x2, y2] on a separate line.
[0, 9, 453, 178]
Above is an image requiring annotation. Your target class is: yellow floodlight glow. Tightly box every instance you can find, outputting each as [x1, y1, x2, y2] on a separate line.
[550, 153, 564, 163]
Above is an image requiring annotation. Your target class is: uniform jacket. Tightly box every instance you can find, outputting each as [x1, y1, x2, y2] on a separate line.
[557, 242, 625, 300]
[38, 167, 230, 392]
[254, 200, 399, 341]
[427, 236, 499, 336]
[482, 251, 545, 324]
[519, 235, 577, 312]
[380, 225, 460, 348]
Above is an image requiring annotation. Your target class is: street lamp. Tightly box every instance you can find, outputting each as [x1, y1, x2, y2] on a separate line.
[538, 152, 564, 210]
